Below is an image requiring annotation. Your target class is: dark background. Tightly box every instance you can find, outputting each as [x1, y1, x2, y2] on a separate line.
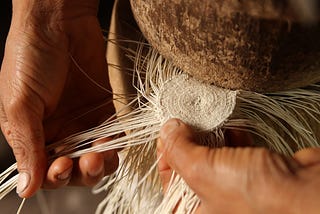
[0, 0, 12, 61]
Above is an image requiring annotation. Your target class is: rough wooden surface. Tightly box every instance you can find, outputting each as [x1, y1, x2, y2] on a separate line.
[130, 0, 320, 92]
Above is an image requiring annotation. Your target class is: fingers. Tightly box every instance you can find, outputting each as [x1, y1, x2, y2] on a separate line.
[0, 64, 47, 198]
[157, 139, 173, 193]
[294, 148, 320, 167]
[44, 157, 73, 188]
[158, 119, 300, 213]
[70, 149, 118, 186]
[0, 0, 112, 197]
[44, 150, 119, 188]
[158, 119, 211, 196]
[0, 96, 47, 198]
[77, 152, 106, 186]
[4, 123, 46, 198]
[158, 119, 199, 174]
[0, 23, 65, 198]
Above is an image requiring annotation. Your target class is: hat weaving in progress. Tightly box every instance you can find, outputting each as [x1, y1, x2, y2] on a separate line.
[1, 0, 320, 213]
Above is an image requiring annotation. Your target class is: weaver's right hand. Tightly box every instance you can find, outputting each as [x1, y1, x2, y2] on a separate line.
[158, 119, 320, 213]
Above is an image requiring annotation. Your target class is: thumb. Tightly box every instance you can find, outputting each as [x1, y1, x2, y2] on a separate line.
[0, 35, 48, 198]
[158, 119, 296, 207]
[0, 21, 62, 197]
[0, 97, 47, 198]
[158, 119, 210, 195]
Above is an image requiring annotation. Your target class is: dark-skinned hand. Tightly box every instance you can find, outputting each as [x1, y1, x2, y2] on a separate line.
[0, 0, 118, 198]
[158, 119, 320, 214]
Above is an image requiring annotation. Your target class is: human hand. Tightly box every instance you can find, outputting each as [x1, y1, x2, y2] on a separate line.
[158, 119, 320, 214]
[0, 0, 118, 198]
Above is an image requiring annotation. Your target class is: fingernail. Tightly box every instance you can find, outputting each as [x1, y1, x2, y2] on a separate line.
[160, 119, 181, 141]
[88, 164, 104, 178]
[57, 168, 72, 181]
[16, 172, 30, 195]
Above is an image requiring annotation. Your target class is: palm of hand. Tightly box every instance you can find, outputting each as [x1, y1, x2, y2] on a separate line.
[43, 16, 114, 142]
[0, 2, 117, 197]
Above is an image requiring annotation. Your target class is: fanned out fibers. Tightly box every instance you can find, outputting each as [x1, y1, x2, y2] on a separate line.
[0, 41, 319, 213]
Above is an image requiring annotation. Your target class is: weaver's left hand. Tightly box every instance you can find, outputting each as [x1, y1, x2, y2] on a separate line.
[0, 0, 118, 198]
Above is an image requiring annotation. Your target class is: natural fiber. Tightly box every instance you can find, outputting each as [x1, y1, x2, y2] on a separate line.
[159, 74, 237, 132]
[0, 40, 319, 213]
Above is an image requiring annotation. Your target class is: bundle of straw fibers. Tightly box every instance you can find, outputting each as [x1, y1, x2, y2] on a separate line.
[93, 0, 320, 213]
[100, 0, 320, 213]
[0, 0, 319, 213]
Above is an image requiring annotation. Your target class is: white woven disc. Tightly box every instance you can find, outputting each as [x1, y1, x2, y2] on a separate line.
[159, 74, 237, 131]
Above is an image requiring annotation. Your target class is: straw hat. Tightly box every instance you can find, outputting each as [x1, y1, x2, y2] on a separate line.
[130, 0, 320, 92]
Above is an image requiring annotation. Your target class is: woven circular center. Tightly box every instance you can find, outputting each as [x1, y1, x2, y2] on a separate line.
[159, 74, 237, 131]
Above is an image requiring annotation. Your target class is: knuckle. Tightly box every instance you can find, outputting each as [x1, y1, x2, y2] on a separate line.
[164, 132, 179, 155]
[2, 73, 45, 116]
[164, 134, 186, 161]
[11, 138, 28, 163]
[5, 95, 27, 116]
[165, 129, 190, 152]
[1, 121, 11, 141]
[185, 162, 201, 183]
[249, 148, 271, 180]
[7, 124, 44, 166]
[246, 148, 283, 205]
